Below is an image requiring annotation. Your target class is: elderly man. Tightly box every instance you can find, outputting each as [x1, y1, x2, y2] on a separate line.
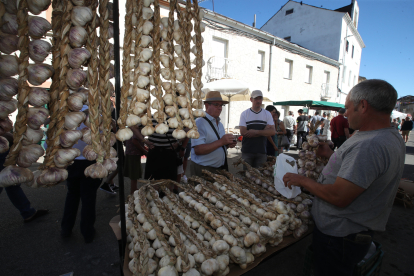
[239, 90, 275, 167]
[310, 111, 324, 135]
[190, 91, 237, 177]
[283, 79, 405, 276]
[283, 111, 296, 152]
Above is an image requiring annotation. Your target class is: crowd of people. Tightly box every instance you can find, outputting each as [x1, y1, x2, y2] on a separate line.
[0, 79, 409, 276]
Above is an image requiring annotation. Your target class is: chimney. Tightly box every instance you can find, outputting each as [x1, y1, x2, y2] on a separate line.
[253, 14, 256, 28]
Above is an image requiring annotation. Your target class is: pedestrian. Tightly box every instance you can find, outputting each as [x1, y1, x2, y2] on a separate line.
[296, 109, 309, 149]
[283, 79, 404, 276]
[390, 118, 399, 129]
[401, 116, 413, 143]
[283, 111, 296, 152]
[273, 110, 287, 155]
[0, 133, 49, 223]
[265, 105, 279, 156]
[190, 91, 236, 176]
[239, 90, 275, 168]
[61, 106, 103, 243]
[310, 111, 324, 135]
[330, 108, 350, 149]
[322, 113, 333, 140]
[124, 125, 150, 194]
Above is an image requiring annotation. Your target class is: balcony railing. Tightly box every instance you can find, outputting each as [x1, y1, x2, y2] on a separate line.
[206, 56, 231, 82]
[321, 83, 335, 100]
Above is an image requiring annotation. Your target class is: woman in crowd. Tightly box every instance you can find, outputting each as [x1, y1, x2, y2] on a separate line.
[265, 105, 278, 156]
[322, 113, 333, 140]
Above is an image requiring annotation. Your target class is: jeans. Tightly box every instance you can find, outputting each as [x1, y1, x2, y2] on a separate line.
[297, 131, 307, 149]
[314, 129, 321, 135]
[0, 185, 36, 219]
[241, 152, 267, 168]
[312, 225, 374, 276]
[285, 129, 294, 150]
[61, 159, 102, 240]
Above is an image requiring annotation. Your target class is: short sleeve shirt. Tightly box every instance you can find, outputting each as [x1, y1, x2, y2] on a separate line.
[296, 115, 308, 132]
[191, 113, 226, 168]
[330, 115, 349, 138]
[310, 115, 325, 130]
[312, 127, 405, 236]
[283, 116, 296, 130]
[239, 108, 274, 154]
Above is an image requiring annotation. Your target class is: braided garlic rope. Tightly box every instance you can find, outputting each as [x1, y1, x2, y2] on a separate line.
[4, 0, 30, 167]
[192, 0, 204, 109]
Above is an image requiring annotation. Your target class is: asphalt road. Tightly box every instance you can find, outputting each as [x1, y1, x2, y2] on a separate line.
[0, 136, 413, 276]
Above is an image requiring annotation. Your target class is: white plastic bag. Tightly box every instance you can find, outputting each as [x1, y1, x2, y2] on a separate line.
[273, 153, 301, 198]
[291, 134, 297, 145]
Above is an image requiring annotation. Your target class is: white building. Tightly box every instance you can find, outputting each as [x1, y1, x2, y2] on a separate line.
[261, 0, 365, 104]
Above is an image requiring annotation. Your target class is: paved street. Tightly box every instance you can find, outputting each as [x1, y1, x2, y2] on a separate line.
[0, 136, 413, 276]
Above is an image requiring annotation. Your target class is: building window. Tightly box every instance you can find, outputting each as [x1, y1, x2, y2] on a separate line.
[324, 71, 330, 84]
[284, 59, 293, 80]
[353, 75, 356, 87]
[348, 71, 352, 86]
[352, 45, 354, 58]
[285, 9, 294, 15]
[305, 65, 313, 84]
[257, 51, 265, 71]
[342, 66, 346, 83]
[346, 40, 349, 52]
[284, 36, 291, 42]
[354, 10, 358, 28]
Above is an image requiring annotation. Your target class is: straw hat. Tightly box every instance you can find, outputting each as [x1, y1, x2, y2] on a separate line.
[203, 91, 229, 104]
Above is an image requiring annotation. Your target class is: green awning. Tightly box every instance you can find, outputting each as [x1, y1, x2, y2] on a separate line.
[273, 100, 344, 111]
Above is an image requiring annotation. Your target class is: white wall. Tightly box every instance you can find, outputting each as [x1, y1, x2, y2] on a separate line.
[261, 1, 343, 61]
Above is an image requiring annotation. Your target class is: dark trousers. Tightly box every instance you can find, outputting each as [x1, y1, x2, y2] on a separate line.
[0, 185, 36, 219]
[297, 131, 307, 149]
[61, 160, 102, 240]
[144, 147, 177, 181]
[312, 225, 373, 276]
[332, 136, 347, 149]
[189, 160, 225, 177]
[285, 129, 294, 150]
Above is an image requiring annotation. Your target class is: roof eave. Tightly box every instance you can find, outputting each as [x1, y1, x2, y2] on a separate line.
[343, 13, 365, 49]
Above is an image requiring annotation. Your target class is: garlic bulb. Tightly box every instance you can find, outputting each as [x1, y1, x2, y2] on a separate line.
[173, 31, 181, 42]
[174, 57, 184, 69]
[165, 106, 177, 117]
[71, 6, 93, 27]
[27, 0, 52, 15]
[160, 68, 171, 80]
[0, 33, 18, 54]
[133, 102, 147, 115]
[142, 7, 154, 20]
[64, 111, 86, 130]
[176, 83, 186, 95]
[28, 16, 52, 38]
[160, 55, 169, 68]
[21, 127, 43, 146]
[0, 166, 34, 187]
[116, 128, 133, 142]
[28, 87, 50, 107]
[187, 129, 200, 139]
[193, 109, 206, 118]
[85, 162, 108, 178]
[37, 167, 68, 187]
[17, 144, 44, 168]
[139, 48, 152, 62]
[172, 129, 186, 139]
[27, 64, 54, 86]
[67, 92, 85, 111]
[201, 259, 220, 276]
[141, 125, 155, 136]
[1, 12, 18, 35]
[191, 45, 198, 55]
[28, 39, 52, 63]
[182, 119, 193, 129]
[175, 70, 184, 82]
[0, 118, 13, 133]
[177, 96, 188, 108]
[137, 75, 150, 88]
[160, 41, 169, 52]
[68, 48, 91, 69]
[126, 114, 141, 127]
[162, 94, 173, 106]
[151, 99, 160, 110]
[69, 26, 88, 48]
[103, 158, 117, 173]
[0, 136, 10, 154]
[192, 34, 204, 44]
[155, 123, 169, 134]
[140, 114, 151, 126]
[82, 145, 98, 161]
[0, 78, 18, 101]
[138, 63, 151, 75]
[0, 55, 19, 77]
[174, 45, 182, 56]
[140, 35, 153, 47]
[136, 88, 149, 102]
[66, 69, 87, 90]
[81, 128, 91, 144]
[27, 107, 49, 129]
[60, 130, 83, 148]
[142, 20, 153, 35]
[179, 108, 189, 119]
[168, 117, 178, 128]
[153, 111, 167, 122]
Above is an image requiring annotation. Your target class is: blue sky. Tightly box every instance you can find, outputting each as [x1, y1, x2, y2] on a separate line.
[199, 0, 414, 98]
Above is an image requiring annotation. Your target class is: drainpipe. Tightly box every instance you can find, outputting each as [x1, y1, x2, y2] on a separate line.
[268, 38, 275, 92]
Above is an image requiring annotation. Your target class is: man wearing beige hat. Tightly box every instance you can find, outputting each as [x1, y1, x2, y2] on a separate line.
[239, 90, 275, 168]
[190, 91, 237, 176]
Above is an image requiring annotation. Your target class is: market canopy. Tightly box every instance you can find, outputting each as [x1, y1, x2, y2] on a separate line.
[391, 110, 408, 120]
[202, 78, 250, 98]
[273, 100, 344, 111]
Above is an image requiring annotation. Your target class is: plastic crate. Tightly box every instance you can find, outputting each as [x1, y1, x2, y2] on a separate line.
[302, 242, 384, 276]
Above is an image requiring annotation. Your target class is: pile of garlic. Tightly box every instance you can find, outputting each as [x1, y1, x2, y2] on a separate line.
[0, 0, 55, 187]
[297, 134, 329, 180]
[124, 168, 312, 275]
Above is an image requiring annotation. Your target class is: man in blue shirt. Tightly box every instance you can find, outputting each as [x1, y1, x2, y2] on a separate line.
[190, 91, 237, 177]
